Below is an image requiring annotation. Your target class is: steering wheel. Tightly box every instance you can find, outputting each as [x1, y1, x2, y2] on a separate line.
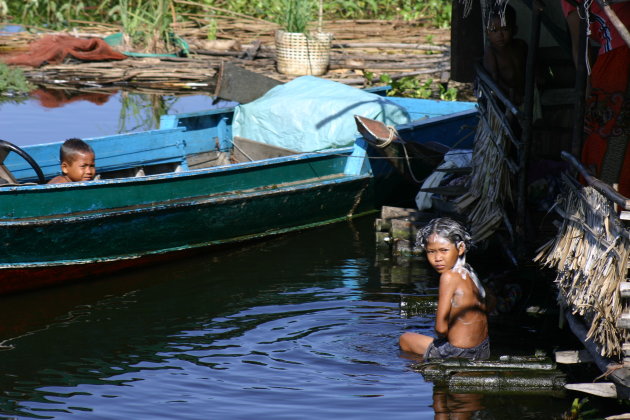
[0, 139, 46, 184]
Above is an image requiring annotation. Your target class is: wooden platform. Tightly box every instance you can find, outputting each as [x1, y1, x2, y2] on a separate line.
[414, 355, 567, 394]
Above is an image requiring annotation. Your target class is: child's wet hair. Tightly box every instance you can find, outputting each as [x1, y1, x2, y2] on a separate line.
[415, 217, 473, 251]
[60, 138, 94, 164]
[487, 3, 516, 28]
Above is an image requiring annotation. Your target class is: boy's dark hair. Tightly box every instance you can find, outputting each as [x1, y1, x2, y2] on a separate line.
[488, 3, 517, 28]
[60, 138, 94, 164]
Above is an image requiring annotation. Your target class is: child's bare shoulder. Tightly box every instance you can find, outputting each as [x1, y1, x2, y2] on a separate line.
[440, 269, 466, 285]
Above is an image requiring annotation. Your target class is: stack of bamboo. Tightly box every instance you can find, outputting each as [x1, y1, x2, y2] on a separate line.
[535, 177, 630, 358]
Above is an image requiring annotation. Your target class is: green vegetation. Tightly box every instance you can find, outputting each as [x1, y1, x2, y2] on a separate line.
[278, 0, 314, 33]
[0, 0, 451, 30]
[560, 397, 599, 420]
[104, 0, 175, 53]
[0, 62, 34, 95]
[378, 73, 458, 101]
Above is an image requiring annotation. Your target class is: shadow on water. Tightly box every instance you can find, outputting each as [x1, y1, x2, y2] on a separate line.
[0, 216, 617, 419]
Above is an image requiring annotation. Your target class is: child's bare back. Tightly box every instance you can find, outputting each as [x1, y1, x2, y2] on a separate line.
[438, 267, 488, 349]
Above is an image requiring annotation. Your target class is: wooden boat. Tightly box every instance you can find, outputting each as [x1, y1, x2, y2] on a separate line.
[355, 104, 477, 184]
[0, 96, 477, 295]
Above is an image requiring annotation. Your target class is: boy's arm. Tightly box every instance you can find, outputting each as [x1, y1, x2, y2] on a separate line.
[435, 272, 456, 338]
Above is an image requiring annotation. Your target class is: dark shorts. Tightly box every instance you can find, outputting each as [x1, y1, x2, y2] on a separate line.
[424, 337, 490, 361]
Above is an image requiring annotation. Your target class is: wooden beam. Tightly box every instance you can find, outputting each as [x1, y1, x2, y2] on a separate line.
[565, 382, 618, 398]
[555, 349, 593, 364]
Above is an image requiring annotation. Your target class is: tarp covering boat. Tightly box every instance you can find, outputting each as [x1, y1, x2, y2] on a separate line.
[232, 76, 411, 152]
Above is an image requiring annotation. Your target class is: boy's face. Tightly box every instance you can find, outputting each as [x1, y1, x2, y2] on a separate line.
[424, 233, 465, 274]
[487, 17, 514, 48]
[62, 152, 96, 182]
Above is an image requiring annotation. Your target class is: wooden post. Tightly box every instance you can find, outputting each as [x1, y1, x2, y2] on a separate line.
[571, 6, 588, 158]
[516, 1, 542, 260]
[450, 0, 484, 82]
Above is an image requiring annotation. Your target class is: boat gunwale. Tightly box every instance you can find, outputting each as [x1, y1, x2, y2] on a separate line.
[0, 146, 356, 193]
[0, 172, 371, 226]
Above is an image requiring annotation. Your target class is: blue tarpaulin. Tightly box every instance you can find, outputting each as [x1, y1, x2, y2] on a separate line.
[232, 76, 410, 152]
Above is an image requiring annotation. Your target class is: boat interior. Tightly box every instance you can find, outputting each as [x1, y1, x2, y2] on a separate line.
[0, 130, 300, 186]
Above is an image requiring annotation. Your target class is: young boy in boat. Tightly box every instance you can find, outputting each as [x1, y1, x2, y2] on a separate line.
[399, 218, 490, 360]
[48, 138, 96, 184]
[482, 4, 528, 106]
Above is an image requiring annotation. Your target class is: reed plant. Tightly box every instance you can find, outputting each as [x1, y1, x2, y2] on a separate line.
[104, 0, 175, 53]
[278, 0, 314, 34]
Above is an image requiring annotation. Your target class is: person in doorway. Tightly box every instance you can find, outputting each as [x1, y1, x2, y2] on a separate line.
[399, 218, 490, 360]
[483, 3, 528, 106]
[48, 138, 96, 184]
[562, 0, 630, 197]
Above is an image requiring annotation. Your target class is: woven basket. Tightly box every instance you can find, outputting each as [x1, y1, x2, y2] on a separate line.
[275, 30, 332, 76]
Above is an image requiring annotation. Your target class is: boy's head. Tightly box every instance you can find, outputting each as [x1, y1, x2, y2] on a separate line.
[60, 138, 96, 182]
[487, 4, 517, 48]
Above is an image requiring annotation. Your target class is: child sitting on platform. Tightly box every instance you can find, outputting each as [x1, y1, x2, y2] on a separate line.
[48, 138, 96, 184]
[399, 218, 490, 360]
[482, 4, 528, 106]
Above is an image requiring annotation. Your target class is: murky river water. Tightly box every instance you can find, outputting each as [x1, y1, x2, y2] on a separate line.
[0, 216, 578, 419]
[0, 90, 624, 418]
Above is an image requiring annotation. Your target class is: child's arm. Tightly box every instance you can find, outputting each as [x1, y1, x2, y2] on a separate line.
[435, 272, 457, 338]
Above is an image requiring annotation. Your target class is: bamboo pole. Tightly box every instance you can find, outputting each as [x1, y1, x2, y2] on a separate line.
[561, 151, 630, 210]
[596, 0, 630, 49]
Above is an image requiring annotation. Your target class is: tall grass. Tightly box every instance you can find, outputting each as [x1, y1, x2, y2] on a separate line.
[0, 0, 92, 29]
[1, 0, 451, 28]
[103, 0, 175, 53]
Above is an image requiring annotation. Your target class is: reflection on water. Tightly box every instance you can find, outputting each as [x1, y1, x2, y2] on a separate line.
[0, 217, 577, 419]
[433, 389, 484, 420]
[0, 87, 235, 146]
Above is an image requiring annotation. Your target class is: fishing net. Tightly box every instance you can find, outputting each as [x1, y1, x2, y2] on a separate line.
[2, 35, 126, 67]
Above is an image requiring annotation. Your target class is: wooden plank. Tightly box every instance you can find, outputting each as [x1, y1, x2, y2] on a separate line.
[381, 206, 420, 220]
[231, 137, 296, 163]
[565, 382, 618, 398]
[390, 219, 416, 242]
[605, 414, 630, 420]
[617, 311, 630, 330]
[374, 218, 391, 232]
[214, 61, 282, 104]
[555, 349, 593, 364]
